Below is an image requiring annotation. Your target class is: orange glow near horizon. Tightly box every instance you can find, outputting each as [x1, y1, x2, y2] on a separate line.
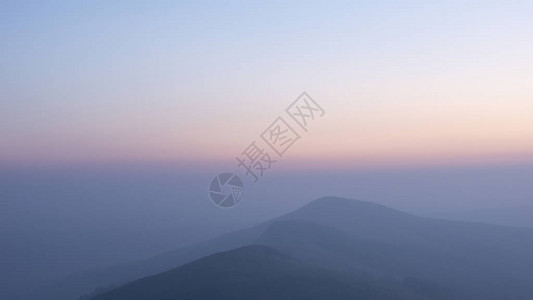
[2, 2, 533, 169]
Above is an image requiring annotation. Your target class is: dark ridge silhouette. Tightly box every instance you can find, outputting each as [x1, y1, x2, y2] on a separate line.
[91, 245, 428, 300]
[31, 197, 533, 300]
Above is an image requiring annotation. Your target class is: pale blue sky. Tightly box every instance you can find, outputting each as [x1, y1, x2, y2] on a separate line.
[2, 1, 532, 166]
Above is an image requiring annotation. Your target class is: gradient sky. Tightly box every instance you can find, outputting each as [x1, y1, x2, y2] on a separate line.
[2, 0, 532, 168]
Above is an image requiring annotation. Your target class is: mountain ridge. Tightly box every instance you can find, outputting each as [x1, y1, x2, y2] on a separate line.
[90, 245, 429, 300]
[30, 196, 533, 300]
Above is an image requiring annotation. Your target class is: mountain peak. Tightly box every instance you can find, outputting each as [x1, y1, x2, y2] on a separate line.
[308, 196, 380, 207]
[284, 196, 413, 221]
[271, 196, 421, 242]
[216, 245, 289, 260]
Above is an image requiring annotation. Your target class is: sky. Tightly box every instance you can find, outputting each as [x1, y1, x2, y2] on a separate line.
[1, 0, 533, 169]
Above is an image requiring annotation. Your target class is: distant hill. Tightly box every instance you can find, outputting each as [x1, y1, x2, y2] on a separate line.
[91, 245, 429, 300]
[32, 197, 533, 300]
[428, 205, 533, 228]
